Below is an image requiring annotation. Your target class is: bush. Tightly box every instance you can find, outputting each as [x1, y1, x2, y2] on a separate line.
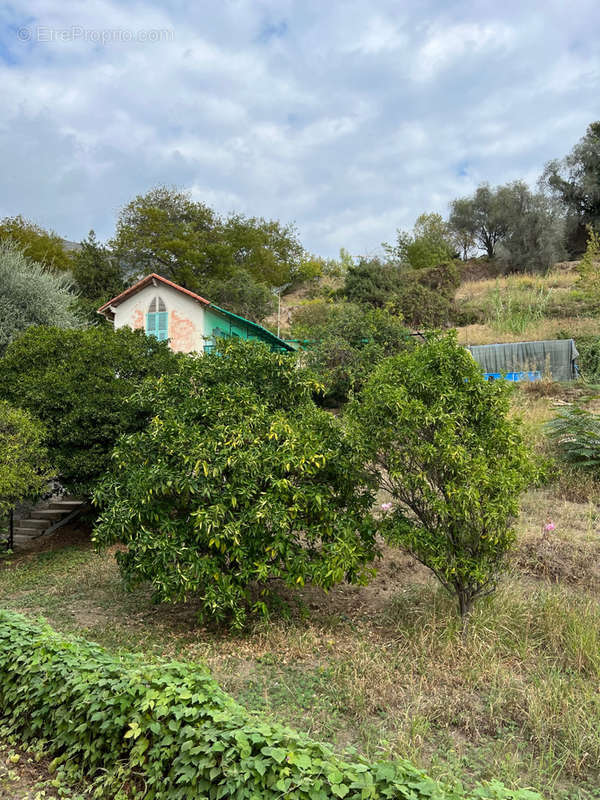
[0, 610, 542, 799]
[545, 407, 600, 469]
[93, 341, 377, 627]
[347, 333, 534, 621]
[0, 239, 82, 353]
[0, 326, 177, 496]
[0, 402, 51, 519]
[291, 301, 412, 404]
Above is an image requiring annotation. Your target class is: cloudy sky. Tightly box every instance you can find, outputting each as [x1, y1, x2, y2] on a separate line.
[1, 1, 599, 257]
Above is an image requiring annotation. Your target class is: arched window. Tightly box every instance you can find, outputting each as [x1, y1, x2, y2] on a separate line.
[146, 296, 168, 341]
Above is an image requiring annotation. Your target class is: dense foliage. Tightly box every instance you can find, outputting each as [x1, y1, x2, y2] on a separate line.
[111, 186, 305, 302]
[291, 300, 412, 403]
[0, 402, 51, 519]
[0, 326, 177, 496]
[0, 240, 82, 353]
[71, 230, 125, 322]
[542, 121, 600, 255]
[0, 611, 540, 799]
[384, 213, 455, 270]
[545, 407, 600, 470]
[347, 334, 534, 620]
[0, 214, 74, 272]
[93, 341, 377, 626]
[448, 182, 564, 272]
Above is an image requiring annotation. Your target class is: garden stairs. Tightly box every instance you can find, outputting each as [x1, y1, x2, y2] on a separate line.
[10, 497, 88, 550]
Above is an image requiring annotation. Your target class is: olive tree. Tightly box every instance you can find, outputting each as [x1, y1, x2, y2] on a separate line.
[347, 333, 534, 623]
[0, 240, 82, 354]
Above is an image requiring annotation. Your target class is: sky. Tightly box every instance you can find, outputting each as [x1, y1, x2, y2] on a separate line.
[1, 0, 599, 258]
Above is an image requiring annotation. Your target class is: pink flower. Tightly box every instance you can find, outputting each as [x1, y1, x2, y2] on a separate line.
[380, 502, 392, 512]
[544, 521, 556, 532]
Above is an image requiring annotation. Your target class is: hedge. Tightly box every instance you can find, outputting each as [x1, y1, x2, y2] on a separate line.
[0, 610, 541, 799]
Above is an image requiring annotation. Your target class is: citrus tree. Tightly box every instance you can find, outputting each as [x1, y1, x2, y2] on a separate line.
[93, 341, 377, 627]
[0, 402, 51, 519]
[347, 333, 534, 622]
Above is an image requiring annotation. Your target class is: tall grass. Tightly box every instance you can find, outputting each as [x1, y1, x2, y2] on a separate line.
[488, 283, 554, 335]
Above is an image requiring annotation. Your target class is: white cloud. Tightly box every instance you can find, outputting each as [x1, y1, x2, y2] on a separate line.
[0, 0, 598, 256]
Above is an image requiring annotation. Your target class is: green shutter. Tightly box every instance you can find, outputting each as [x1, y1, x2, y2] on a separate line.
[146, 312, 169, 341]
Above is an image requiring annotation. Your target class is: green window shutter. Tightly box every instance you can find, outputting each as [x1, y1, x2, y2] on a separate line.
[156, 311, 169, 341]
[146, 311, 169, 341]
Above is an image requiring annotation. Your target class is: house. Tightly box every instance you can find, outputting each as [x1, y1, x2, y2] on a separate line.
[97, 273, 294, 354]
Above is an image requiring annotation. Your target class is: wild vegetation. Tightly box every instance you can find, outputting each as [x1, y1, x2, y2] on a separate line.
[0, 120, 599, 799]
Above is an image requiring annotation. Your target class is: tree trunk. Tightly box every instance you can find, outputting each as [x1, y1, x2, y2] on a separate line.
[457, 590, 474, 634]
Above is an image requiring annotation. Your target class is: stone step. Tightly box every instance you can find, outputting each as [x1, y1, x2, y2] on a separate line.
[49, 500, 85, 510]
[15, 518, 47, 530]
[13, 527, 45, 537]
[30, 509, 69, 521]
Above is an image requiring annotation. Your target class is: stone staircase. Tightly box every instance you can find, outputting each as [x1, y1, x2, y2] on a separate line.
[10, 497, 88, 549]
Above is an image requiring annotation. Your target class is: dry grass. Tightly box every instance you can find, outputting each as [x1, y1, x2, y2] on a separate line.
[456, 316, 600, 346]
[2, 511, 600, 798]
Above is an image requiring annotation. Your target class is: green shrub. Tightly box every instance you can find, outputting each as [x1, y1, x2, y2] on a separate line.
[347, 333, 534, 621]
[0, 326, 177, 496]
[545, 407, 600, 469]
[93, 341, 377, 627]
[0, 402, 51, 519]
[291, 301, 412, 404]
[0, 610, 542, 799]
[574, 334, 600, 383]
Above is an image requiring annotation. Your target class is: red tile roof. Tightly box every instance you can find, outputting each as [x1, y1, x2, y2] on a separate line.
[97, 273, 210, 316]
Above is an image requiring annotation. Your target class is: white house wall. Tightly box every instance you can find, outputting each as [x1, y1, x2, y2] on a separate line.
[112, 283, 206, 353]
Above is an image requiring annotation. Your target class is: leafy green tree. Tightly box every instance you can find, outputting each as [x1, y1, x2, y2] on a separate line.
[0, 402, 51, 520]
[342, 257, 404, 307]
[347, 333, 534, 622]
[93, 341, 377, 627]
[111, 187, 306, 293]
[0, 326, 177, 496]
[291, 300, 412, 404]
[71, 231, 125, 324]
[542, 121, 600, 255]
[71, 230, 124, 302]
[0, 240, 82, 354]
[222, 213, 304, 287]
[0, 215, 74, 272]
[385, 213, 455, 269]
[202, 270, 275, 322]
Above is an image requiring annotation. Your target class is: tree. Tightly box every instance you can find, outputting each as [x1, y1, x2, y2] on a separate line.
[202, 270, 276, 322]
[70, 231, 125, 324]
[0, 240, 82, 354]
[291, 300, 412, 404]
[449, 182, 564, 271]
[0, 215, 74, 272]
[0, 402, 51, 520]
[385, 213, 455, 269]
[342, 257, 404, 308]
[71, 231, 124, 302]
[542, 121, 600, 255]
[222, 213, 304, 287]
[111, 187, 306, 293]
[494, 183, 565, 273]
[0, 326, 177, 496]
[347, 333, 533, 623]
[93, 341, 377, 628]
